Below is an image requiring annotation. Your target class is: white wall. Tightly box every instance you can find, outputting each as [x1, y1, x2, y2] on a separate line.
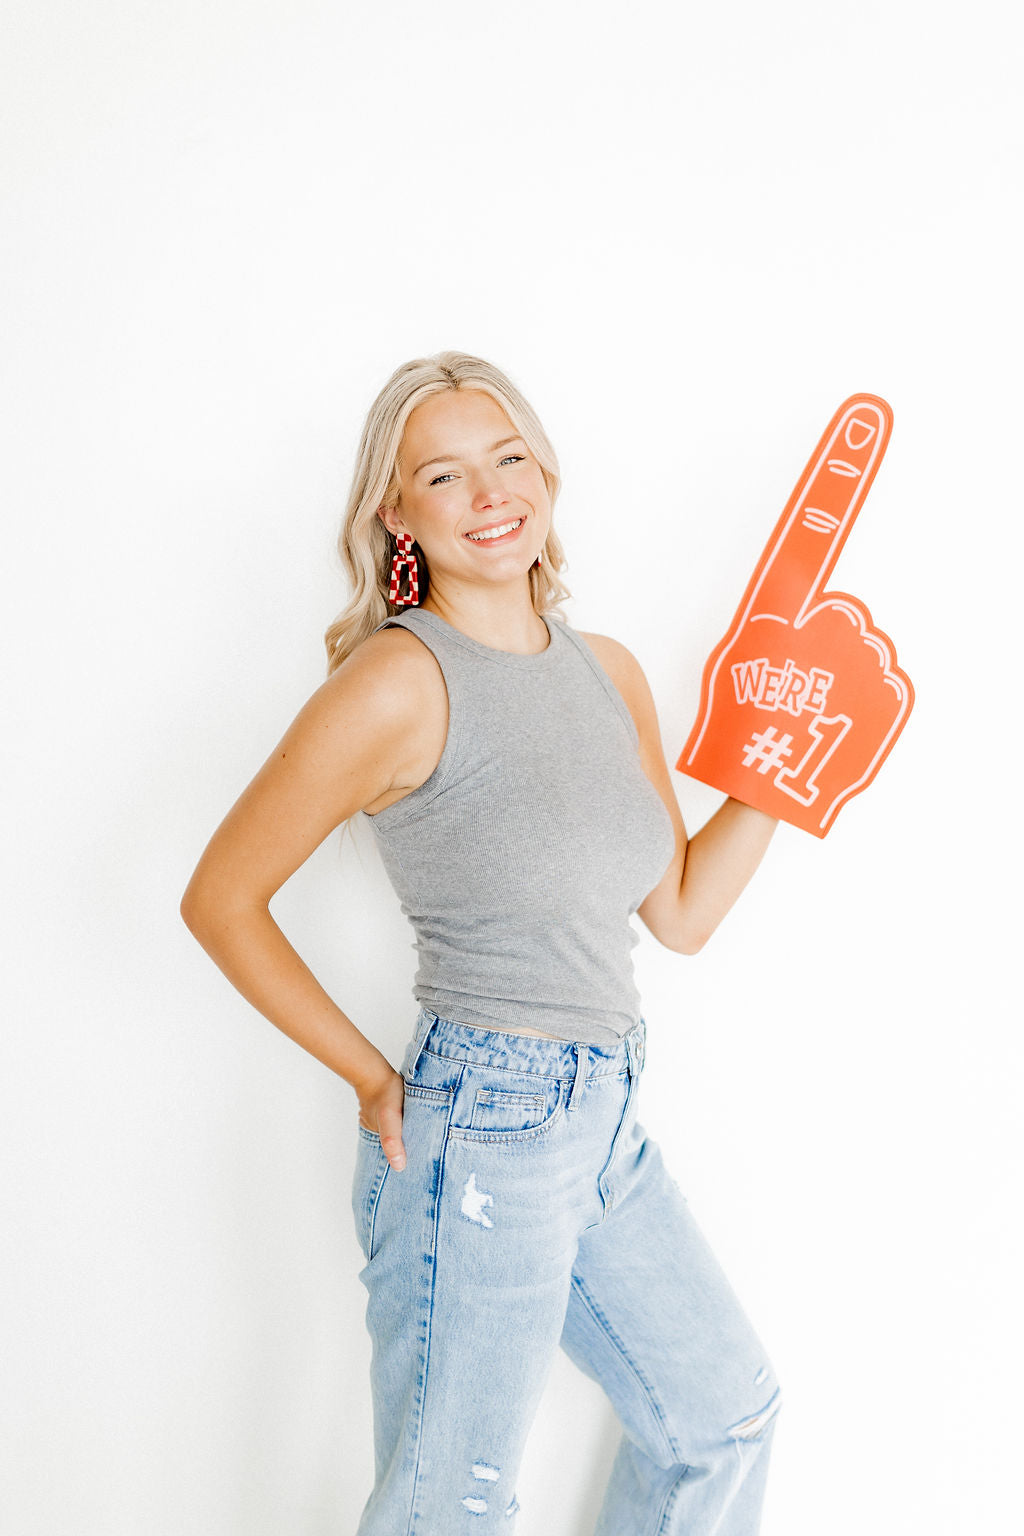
[3, 2, 1019, 1532]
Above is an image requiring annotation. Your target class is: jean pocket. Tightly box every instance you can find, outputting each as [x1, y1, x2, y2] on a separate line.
[449, 1068, 566, 1144]
[351, 1130, 389, 1262]
[401, 1081, 456, 1106]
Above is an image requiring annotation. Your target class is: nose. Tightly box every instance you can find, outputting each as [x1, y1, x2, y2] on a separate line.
[472, 475, 512, 512]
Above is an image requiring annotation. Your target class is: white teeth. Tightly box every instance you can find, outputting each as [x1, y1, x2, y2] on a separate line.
[466, 518, 522, 542]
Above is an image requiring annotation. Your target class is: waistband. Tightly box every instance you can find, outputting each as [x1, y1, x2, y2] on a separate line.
[400, 1007, 647, 1084]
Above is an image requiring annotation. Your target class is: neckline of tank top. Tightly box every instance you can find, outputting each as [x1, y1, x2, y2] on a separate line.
[386, 606, 567, 669]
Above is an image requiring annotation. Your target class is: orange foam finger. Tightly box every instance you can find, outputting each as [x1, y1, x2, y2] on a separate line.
[741, 394, 891, 626]
[677, 394, 913, 837]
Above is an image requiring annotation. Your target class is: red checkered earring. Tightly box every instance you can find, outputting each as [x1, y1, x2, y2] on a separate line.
[388, 530, 420, 607]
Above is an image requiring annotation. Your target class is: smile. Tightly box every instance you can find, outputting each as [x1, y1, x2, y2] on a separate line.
[464, 517, 524, 544]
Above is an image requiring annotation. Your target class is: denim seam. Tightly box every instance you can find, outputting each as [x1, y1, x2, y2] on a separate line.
[365, 1147, 390, 1262]
[403, 1083, 455, 1102]
[654, 1463, 693, 1536]
[475, 1089, 544, 1104]
[569, 1272, 684, 1468]
[404, 1071, 460, 1536]
[448, 1076, 567, 1144]
[421, 1045, 627, 1082]
[448, 1104, 566, 1145]
[402, 1011, 437, 1081]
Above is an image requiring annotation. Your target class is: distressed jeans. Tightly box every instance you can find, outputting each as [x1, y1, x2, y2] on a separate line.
[350, 1009, 782, 1534]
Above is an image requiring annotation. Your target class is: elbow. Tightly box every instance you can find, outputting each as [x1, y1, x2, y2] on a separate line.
[673, 927, 710, 956]
[671, 909, 714, 955]
[651, 921, 710, 956]
[644, 903, 712, 956]
[180, 870, 219, 943]
[180, 871, 268, 946]
[179, 883, 205, 939]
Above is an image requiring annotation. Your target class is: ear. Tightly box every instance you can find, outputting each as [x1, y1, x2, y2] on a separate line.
[377, 504, 405, 538]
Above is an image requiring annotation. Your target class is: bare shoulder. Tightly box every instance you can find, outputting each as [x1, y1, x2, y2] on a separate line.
[180, 623, 452, 914]
[311, 623, 448, 813]
[331, 622, 446, 707]
[576, 631, 652, 708]
[269, 621, 448, 794]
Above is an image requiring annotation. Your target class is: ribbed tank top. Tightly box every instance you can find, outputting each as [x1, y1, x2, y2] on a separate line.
[362, 607, 676, 1046]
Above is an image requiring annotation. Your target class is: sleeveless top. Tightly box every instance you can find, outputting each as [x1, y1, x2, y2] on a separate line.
[361, 607, 676, 1046]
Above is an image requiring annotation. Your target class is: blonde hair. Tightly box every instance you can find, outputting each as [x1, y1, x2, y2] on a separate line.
[324, 350, 572, 674]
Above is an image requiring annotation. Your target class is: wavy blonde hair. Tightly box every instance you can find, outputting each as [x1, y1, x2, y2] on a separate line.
[324, 350, 572, 674]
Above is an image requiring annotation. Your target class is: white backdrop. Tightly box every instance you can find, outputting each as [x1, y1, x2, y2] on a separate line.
[3, 2, 1020, 1533]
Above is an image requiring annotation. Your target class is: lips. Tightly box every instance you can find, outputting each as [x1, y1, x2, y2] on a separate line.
[464, 516, 525, 545]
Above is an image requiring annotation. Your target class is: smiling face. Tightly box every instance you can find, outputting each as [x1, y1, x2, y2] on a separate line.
[379, 389, 551, 603]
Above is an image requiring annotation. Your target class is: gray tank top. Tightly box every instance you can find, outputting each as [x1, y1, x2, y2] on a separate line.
[362, 607, 675, 1046]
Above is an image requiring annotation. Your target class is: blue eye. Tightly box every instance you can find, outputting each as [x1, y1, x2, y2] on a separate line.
[429, 454, 525, 487]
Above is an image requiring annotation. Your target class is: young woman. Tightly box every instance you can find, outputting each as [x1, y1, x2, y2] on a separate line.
[181, 350, 782, 1534]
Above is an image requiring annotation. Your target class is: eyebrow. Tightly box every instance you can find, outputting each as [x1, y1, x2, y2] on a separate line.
[413, 435, 526, 478]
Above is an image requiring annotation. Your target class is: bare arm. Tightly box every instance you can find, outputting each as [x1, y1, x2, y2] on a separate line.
[579, 634, 778, 954]
[180, 629, 447, 1170]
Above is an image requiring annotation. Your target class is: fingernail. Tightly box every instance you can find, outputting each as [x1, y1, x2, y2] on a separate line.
[392, 1153, 406, 1171]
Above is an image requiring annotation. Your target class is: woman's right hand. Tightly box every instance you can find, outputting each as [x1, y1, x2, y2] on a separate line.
[179, 627, 445, 1144]
[357, 1063, 407, 1171]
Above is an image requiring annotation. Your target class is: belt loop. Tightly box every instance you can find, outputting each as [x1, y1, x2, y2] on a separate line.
[567, 1043, 590, 1112]
[402, 1010, 436, 1081]
[627, 1020, 646, 1080]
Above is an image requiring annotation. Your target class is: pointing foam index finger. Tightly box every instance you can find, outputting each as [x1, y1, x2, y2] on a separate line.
[746, 395, 893, 626]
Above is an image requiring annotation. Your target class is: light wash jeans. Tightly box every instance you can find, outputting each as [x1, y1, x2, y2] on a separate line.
[350, 1009, 782, 1534]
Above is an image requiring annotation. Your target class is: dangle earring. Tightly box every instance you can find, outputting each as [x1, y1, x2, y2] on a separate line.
[533, 548, 544, 570]
[388, 530, 420, 607]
